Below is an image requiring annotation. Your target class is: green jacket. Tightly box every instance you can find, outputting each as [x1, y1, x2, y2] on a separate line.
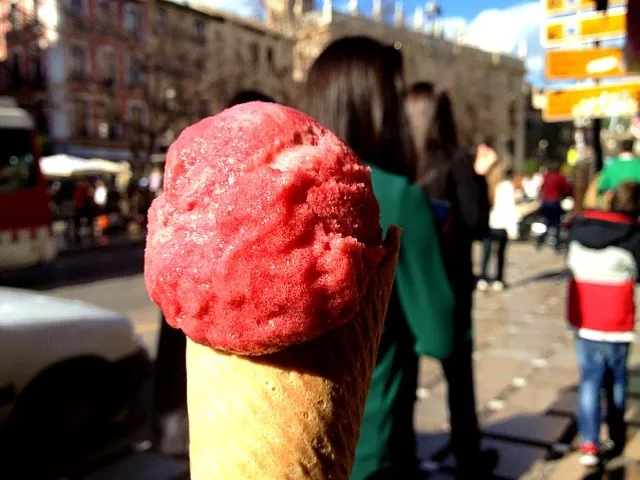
[599, 156, 640, 193]
[351, 165, 455, 480]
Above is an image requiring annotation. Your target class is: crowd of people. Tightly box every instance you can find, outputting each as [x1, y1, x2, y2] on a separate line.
[149, 36, 533, 479]
[144, 36, 640, 479]
[48, 171, 163, 243]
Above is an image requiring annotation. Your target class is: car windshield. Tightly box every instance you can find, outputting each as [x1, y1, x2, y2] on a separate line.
[0, 128, 38, 194]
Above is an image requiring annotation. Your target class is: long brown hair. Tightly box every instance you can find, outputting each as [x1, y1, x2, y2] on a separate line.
[406, 87, 459, 200]
[300, 37, 416, 181]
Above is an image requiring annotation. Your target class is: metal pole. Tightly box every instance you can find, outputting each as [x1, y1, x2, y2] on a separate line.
[593, 117, 604, 171]
[573, 120, 590, 216]
[593, 39, 604, 172]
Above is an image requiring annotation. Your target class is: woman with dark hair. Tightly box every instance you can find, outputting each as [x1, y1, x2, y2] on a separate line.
[405, 85, 498, 479]
[302, 37, 455, 479]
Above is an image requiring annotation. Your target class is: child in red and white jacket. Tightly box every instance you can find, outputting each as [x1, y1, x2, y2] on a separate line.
[567, 181, 640, 467]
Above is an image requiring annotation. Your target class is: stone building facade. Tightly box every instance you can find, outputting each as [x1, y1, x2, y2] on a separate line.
[3, 0, 152, 161]
[2, 0, 526, 167]
[277, 1, 527, 168]
[167, 0, 295, 113]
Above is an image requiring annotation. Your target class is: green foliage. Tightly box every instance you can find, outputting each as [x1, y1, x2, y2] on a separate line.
[520, 158, 540, 176]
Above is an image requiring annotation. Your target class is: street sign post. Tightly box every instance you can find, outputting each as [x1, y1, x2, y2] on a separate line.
[545, 47, 626, 80]
[543, 81, 640, 122]
[543, 9, 627, 47]
[544, 0, 626, 16]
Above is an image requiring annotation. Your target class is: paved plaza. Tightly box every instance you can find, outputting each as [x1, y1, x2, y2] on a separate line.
[6, 240, 640, 478]
[416, 242, 640, 480]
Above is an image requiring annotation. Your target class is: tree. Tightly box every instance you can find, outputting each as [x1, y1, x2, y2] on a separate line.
[101, 2, 291, 168]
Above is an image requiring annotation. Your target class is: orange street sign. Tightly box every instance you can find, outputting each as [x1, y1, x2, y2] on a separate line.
[544, 0, 627, 16]
[543, 9, 627, 47]
[544, 82, 640, 122]
[545, 48, 626, 80]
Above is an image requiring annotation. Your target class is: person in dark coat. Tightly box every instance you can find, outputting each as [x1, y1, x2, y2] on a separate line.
[406, 84, 498, 479]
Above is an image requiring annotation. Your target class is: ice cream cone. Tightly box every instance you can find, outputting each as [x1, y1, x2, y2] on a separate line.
[186, 227, 401, 480]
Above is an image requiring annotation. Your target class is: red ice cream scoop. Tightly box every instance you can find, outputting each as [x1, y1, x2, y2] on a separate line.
[144, 102, 385, 355]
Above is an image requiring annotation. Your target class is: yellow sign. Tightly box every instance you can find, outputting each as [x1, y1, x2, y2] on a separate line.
[543, 10, 627, 47]
[545, 48, 626, 80]
[544, 82, 640, 122]
[567, 147, 579, 166]
[544, 0, 627, 16]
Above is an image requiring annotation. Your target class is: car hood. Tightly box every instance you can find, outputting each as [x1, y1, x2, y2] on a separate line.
[0, 287, 129, 327]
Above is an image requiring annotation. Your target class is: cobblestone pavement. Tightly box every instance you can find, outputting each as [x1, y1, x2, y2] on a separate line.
[416, 242, 640, 480]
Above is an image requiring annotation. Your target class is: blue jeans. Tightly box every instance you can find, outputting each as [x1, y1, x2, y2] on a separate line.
[537, 201, 563, 249]
[575, 337, 630, 448]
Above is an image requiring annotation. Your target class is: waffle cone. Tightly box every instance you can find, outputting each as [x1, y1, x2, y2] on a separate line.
[186, 227, 401, 480]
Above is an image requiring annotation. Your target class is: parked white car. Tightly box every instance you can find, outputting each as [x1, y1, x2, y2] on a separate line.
[0, 287, 151, 474]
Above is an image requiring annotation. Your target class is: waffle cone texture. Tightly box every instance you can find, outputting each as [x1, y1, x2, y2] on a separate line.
[186, 227, 401, 479]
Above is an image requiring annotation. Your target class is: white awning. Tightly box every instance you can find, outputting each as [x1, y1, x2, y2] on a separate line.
[40, 154, 88, 178]
[40, 155, 131, 178]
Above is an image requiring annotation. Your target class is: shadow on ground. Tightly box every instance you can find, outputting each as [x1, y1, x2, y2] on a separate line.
[0, 243, 145, 291]
[416, 367, 640, 479]
[510, 268, 570, 288]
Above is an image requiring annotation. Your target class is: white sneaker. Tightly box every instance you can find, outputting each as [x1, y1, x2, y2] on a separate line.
[579, 452, 600, 467]
[477, 279, 489, 291]
[579, 442, 601, 467]
[492, 281, 505, 292]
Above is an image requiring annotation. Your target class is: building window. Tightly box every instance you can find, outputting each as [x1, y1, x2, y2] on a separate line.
[11, 52, 23, 87]
[266, 47, 274, 72]
[98, 47, 116, 86]
[96, 101, 115, 139]
[250, 42, 260, 66]
[70, 45, 87, 81]
[194, 19, 205, 43]
[128, 55, 142, 86]
[155, 7, 166, 30]
[30, 50, 44, 87]
[124, 4, 141, 37]
[130, 104, 144, 129]
[70, 0, 83, 15]
[213, 29, 222, 45]
[98, 0, 112, 24]
[72, 99, 89, 137]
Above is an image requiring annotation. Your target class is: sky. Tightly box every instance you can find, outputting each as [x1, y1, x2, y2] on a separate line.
[181, 0, 550, 85]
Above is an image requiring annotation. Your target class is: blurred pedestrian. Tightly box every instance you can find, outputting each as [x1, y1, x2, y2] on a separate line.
[405, 85, 498, 479]
[537, 163, 572, 251]
[567, 181, 640, 466]
[478, 166, 518, 291]
[72, 178, 95, 242]
[302, 37, 455, 479]
[599, 136, 640, 194]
